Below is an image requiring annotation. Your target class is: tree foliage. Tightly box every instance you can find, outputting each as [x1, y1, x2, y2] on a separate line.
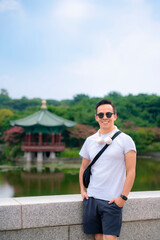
[0, 109, 13, 125]
[0, 89, 160, 153]
[2, 126, 25, 146]
[67, 123, 97, 146]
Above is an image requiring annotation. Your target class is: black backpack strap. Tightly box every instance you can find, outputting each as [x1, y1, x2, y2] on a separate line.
[90, 130, 121, 167]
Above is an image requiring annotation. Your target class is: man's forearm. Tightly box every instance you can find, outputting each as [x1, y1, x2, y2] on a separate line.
[122, 150, 136, 197]
[121, 169, 136, 197]
[79, 166, 85, 191]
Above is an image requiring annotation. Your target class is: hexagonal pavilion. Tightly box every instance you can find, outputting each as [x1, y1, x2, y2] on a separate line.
[11, 100, 76, 162]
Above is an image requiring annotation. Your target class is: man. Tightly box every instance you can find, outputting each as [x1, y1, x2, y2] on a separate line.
[79, 99, 136, 240]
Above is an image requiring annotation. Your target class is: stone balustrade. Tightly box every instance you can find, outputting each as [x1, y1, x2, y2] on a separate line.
[0, 191, 160, 240]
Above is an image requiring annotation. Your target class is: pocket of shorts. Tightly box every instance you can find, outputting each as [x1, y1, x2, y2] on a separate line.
[113, 202, 123, 209]
[83, 198, 88, 204]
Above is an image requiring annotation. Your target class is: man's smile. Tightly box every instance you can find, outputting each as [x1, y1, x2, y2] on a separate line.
[101, 120, 109, 124]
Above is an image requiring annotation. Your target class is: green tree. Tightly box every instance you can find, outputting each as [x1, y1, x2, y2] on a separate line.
[0, 109, 14, 142]
[0, 88, 9, 96]
[0, 109, 13, 125]
[124, 128, 156, 153]
[0, 89, 11, 106]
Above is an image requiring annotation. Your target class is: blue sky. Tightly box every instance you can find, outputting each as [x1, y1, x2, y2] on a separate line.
[0, 0, 160, 100]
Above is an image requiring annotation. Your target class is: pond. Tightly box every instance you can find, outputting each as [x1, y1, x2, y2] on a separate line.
[0, 158, 160, 198]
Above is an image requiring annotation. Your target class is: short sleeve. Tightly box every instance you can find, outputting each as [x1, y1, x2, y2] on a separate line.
[79, 138, 90, 160]
[122, 134, 136, 154]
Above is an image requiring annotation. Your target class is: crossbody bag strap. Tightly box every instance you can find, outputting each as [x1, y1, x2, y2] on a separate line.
[89, 130, 121, 167]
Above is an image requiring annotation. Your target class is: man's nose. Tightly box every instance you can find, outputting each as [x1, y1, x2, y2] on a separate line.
[103, 114, 107, 119]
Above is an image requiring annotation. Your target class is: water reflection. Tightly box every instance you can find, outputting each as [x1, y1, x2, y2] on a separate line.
[24, 161, 43, 172]
[0, 158, 159, 198]
[0, 162, 80, 198]
[0, 183, 14, 198]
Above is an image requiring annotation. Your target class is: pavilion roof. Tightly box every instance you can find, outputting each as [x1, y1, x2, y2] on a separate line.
[10, 100, 76, 130]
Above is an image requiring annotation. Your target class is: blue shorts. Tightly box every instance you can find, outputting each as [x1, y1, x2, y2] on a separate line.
[83, 197, 123, 237]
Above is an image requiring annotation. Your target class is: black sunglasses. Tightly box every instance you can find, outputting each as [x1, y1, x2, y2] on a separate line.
[96, 112, 114, 119]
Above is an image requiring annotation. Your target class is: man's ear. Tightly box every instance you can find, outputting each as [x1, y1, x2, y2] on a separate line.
[95, 114, 98, 122]
[114, 113, 117, 121]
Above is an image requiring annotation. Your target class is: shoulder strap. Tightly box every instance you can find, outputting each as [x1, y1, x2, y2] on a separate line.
[89, 130, 121, 167]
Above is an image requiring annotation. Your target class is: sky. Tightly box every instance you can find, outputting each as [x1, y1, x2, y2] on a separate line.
[0, 0, 160, 100]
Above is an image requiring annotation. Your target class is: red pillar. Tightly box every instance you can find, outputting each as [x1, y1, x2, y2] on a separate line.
[25, 134, 28, 144]
[32, 134, 35, 145]
[39, 132, 42, 146]
[45, 134, 47, 144]
[51, 133, 55, 145]
[55, 134, 61, 144]
[55, 134, 58, 143]
[59, 134, 61, 143]
[28, 133, 31, 145]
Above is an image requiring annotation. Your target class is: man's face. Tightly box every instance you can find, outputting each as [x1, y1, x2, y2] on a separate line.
[95, 104, 117, 132]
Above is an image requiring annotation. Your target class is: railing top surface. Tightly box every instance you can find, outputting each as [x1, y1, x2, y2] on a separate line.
[128, 190, 160, 199]
[0, 191, 160, 232]
[0, 191, 160, 205]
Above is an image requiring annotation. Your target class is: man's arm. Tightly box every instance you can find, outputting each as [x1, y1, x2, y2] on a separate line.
[79, 157, 91, 199]
[109, 150, 136, 207]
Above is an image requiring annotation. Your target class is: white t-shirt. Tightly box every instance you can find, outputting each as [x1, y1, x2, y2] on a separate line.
[79, 128, 136, 201]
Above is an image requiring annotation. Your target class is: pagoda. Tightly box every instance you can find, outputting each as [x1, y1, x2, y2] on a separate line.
[11, 100, 76, 162]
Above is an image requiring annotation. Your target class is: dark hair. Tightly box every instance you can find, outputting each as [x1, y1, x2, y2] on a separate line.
[95, 99, 116, 114]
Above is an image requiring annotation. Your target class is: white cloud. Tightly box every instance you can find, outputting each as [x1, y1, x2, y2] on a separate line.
[52, 0, 160, 96]
[0, 0, 20, 12]
[54, 0, 89, 20]
[54, 0, 98, 20]
[0, 0, 160, 99]
[52, 0, 98, 33]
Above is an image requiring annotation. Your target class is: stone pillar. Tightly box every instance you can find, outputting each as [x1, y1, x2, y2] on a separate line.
[26, 152, 32, 162]
[50, 152, 56, 159]
[23, 152, 27, 159]
[37, 152, 43, 163]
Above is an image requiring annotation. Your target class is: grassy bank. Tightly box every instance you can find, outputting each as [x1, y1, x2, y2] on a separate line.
[56, 148, 80, 158]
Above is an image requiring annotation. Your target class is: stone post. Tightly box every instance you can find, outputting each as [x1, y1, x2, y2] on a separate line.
[50, 152, 56, 159]
[37, 152, 43, 163]
[26, 152, 32, 162]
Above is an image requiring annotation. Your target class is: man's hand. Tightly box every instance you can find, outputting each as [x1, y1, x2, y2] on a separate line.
[108, 197, 125, 208]
[81, 189, 89, 200]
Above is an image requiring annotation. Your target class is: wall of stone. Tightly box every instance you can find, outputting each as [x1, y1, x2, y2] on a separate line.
[0, 191, 160, 240]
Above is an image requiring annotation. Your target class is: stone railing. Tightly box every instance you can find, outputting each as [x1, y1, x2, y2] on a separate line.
[0, 191, 160, 240]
